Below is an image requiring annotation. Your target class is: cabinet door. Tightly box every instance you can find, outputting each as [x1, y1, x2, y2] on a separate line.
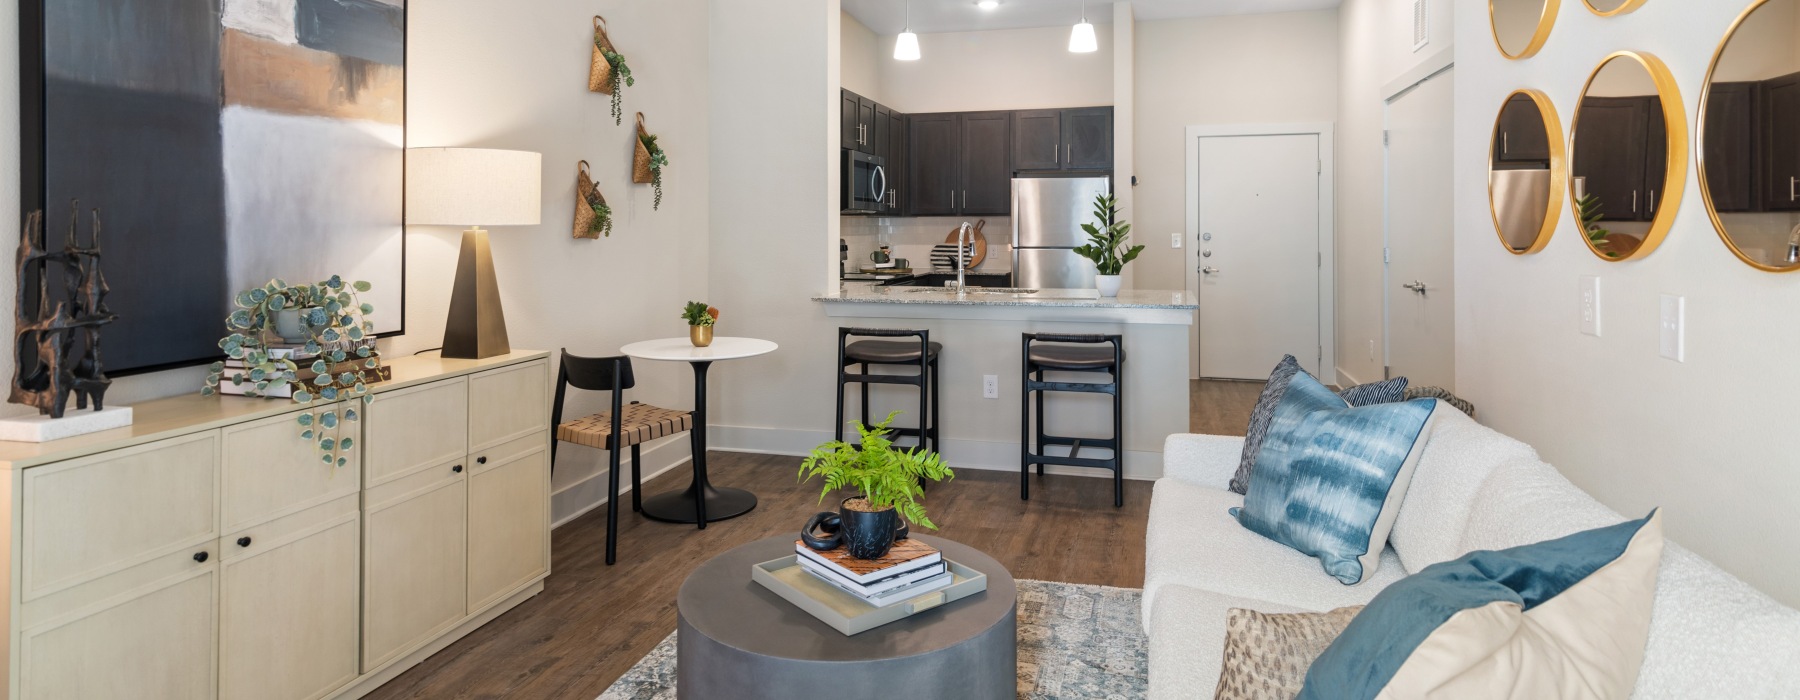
[20, 556, 217, 699]
[364, 376, 468, 487]
[1495, 95, 1551, 164]
[468, 359, 550, 453]
[222, 404, 358, 533]
[468, 435, 550, 611]
[362, 463, 467, 670]
[1062, 107, 1114, 170]
[1703, 83, 1758, 213]
[219, 503, 360, 700]
[885, 110, 908, 213]
[909, 113, 961, 216]
[1766, 73, 1800, 211]
[960, 112, 1013, 215]
[856, 96, 878, 154]
[840, 89, 861, 151]
[1012, 109, 1062, 171]
[1573, 97, 1650, 221]
[872, 104, 892, 162]
[1644, 96, 1668, 220]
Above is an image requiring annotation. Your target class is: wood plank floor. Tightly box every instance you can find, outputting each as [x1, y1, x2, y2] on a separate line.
[364, 380, 1261, 700]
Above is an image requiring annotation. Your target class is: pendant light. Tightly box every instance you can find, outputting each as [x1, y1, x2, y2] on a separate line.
[1069, 0, 1098, 53]
[895, 0, 921, 61]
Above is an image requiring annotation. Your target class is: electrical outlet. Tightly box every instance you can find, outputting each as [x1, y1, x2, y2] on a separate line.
[1660, 295, 1685, 362]
[1170, 233, 1182, 249]
[982, 375, 999, 399]
[1580, 276, 1601, 337]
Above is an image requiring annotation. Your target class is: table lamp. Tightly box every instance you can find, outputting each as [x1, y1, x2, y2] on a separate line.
[405, 148, 542, 359]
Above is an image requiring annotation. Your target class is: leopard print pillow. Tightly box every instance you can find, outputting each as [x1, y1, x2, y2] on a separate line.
[1214, 606, 1364, 700]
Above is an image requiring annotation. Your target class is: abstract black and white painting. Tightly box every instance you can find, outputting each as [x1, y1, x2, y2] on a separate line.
[24, 0, 405, 374]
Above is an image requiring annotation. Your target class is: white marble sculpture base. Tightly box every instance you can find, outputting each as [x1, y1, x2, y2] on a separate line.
[0, 406, 133, 443]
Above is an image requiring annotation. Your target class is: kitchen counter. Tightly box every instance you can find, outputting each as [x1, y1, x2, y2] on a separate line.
[815, 284, 1196, 325]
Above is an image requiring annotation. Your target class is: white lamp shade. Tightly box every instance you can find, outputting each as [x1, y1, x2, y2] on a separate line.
[405, 148, 543, 226]
[894, 31, 921, 61]
[1068, 22, 1097, 53]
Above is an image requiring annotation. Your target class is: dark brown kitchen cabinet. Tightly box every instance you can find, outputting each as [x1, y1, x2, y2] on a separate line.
[840, 88, 878, 154]
[1765, 73, 1800, 211]
[959, 112, 1013, 215]
[907, 112, 1011, 216]
[1574, 96, 1656, 221]
[1011, 107, 1113, 172]
[908, 113, 961, 216]
[1703, 82, 1759, 213]
[1495, 94, 1552, 164]
[883, 110, 907, 213]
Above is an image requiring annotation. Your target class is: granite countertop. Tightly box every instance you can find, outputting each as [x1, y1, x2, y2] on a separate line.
[815, 284, 1197, 310]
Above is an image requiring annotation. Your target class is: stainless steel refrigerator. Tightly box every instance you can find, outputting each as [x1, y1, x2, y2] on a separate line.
[1012, 176, 1112, 289]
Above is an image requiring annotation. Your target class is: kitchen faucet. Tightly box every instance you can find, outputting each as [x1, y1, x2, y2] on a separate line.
[955, 221, 972, 292]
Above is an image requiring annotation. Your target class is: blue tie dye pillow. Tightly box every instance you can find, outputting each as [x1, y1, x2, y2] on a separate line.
[1233, 372, 1440, 585]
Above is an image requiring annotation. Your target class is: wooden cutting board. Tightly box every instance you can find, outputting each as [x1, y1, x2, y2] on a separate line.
[941, 219, 988, 269]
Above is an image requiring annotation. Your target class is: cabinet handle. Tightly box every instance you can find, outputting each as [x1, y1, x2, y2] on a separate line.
[193, 551, 209, 563]
[1055, 143, 1060, 164]
[1632, 190, 1639, 215]
[453, 464, 464, 473]
[477, 456, 488, 465]
[1502, 132, 1509, 155]
[1791, 176, 1797, 202]
[1648, 190, 1657, 215]
[962, 190, 967, 209]
[1067, 144, 1072, 162]
[237, 536, 252, 547]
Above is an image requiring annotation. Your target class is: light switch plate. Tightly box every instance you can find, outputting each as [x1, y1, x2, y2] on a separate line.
[1660, 295, 1685, 362]
[1170, 233, 1182, 249]
[1580, 276, 1601, 337]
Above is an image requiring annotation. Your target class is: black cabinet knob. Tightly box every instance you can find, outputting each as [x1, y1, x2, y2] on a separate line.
[477, 456, 488, 465]
[453, 464, 464, 473]
[193, 551, 209, 563]
[237, 537, 252, 547]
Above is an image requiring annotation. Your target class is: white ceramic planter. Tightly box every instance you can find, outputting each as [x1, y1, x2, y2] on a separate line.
[1096, 274, 1122, 297]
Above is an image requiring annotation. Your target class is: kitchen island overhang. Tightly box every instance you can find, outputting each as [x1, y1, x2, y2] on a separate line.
[815, 286, 1197, 325]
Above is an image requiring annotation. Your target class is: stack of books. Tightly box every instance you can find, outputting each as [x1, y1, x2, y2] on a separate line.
[219, 341, 388, 398]
[794, 538, 953, 607]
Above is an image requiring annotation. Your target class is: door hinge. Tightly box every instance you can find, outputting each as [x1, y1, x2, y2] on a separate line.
[1383, 247, 1391, 264]
[1383, 130, 1390, 146]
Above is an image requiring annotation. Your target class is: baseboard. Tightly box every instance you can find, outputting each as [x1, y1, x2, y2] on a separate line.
[551, 437, 693, 528]
[708, 424, 1164, 481]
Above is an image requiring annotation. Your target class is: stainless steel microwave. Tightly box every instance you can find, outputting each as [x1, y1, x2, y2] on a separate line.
[842, 149, 887, 214]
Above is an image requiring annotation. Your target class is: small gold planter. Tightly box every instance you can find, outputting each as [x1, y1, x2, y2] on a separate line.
[689, 325, 714, 347]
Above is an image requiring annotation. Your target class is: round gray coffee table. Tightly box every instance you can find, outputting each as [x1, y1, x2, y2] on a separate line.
[676, 534, 1017, 699]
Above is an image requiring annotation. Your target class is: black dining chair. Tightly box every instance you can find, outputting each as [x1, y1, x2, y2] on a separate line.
[551, 349, 700, 565]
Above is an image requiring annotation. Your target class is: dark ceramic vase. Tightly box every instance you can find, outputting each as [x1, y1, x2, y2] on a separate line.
[840, 498, 901, 559]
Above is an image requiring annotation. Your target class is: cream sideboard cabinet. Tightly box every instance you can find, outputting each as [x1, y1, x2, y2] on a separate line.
[0, 351, 552, 700]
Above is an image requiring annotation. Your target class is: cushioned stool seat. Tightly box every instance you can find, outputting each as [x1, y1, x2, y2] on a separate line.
[845, 340, 943, 364]
[1028, 344, 1122, 370]
[558, 402, 693, 449]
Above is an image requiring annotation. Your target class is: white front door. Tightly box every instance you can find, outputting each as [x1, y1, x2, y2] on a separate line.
[1384, 68, 1456, 389]
[1194, 133, 1323, 380]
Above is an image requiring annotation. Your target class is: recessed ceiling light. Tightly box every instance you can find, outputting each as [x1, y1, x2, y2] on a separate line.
[977, 0, 1000, 9]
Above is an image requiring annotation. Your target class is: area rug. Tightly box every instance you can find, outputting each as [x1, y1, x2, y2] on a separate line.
[597, 579, 1149, 700]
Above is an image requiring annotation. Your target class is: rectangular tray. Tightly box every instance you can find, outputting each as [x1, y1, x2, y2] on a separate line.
[751, 555, 988, 636]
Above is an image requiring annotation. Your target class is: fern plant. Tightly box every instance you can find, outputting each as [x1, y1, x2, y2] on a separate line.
[1072, 193, 1144, 275]
[798, 412, 954, 529]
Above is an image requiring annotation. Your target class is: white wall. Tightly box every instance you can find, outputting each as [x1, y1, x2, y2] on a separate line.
[840, 10, 881, 99]
[1131, 11, 1341, 294]
[1454, 1, 1800, 606]
[1335, 0, 1456, 386]
[878, 25, 1113, 114]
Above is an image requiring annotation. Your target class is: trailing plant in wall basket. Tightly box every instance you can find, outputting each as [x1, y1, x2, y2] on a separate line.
[588, 15, 634, 126]
[572, 160, 613, 239]
[634, 112, 667, 210]
[201, 276, 383, 467]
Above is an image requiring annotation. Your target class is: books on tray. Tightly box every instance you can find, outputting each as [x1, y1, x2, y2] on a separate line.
[794, 538, 951, 607]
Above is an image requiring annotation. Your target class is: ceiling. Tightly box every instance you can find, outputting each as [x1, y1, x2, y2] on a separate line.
[842, 0, 1343, 35]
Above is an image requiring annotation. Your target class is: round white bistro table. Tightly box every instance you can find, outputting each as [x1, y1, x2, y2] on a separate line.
[619, 336, 778, 526]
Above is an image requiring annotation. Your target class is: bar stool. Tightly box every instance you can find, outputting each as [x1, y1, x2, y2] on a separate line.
[835, 327, 940, 454]
[1020, 333, 1125, 507]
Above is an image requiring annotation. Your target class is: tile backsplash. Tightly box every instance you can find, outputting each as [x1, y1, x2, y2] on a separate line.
[841, 216, 1012, 274]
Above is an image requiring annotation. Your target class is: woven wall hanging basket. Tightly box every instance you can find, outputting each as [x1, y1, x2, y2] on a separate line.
[632, 112, 656, 184]
[572, 160, 610, 239]
[588, 16, 618, 93]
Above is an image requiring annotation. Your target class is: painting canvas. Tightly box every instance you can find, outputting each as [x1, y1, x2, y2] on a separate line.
[24, 0, 405, 374]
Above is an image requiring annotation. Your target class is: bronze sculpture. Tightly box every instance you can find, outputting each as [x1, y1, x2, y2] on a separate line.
[10, 201, 116, 418]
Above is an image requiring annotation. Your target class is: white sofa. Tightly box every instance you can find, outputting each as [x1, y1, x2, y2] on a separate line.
[1144, 406, 1800, 699]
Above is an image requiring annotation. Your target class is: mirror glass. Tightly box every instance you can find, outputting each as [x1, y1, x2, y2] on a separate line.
[1489, 91, 1563, 254]
[1700, 0, 1800, 272]
[1490, 0, 1557, 59]
[1570, 53, 1685, 261]
[1584, 0, 1644, 15]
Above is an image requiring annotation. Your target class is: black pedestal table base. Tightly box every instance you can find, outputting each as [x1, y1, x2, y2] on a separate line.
[636, 358, 759, 525]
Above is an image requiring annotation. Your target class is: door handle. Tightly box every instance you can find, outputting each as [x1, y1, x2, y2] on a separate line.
[872, 165, 886, 206]
[1201, 266, 1220, 275]
[1402, 281, 1427, 294]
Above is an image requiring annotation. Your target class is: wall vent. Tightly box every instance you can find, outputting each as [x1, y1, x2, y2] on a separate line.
[1411, 0, 1429, 52]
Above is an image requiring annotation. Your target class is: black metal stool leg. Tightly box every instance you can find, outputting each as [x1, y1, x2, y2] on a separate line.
[859, 363, 870, 430]
[1020, 356, 1032, 501]
[630, 443, 644, 512]
[1034, 369, 1046, 477]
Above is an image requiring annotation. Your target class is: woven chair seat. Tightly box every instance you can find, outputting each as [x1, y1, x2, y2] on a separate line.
[558, 402, 693, 449]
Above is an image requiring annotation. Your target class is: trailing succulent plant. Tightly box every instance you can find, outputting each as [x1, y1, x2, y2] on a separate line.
[1576, 193, 1621, 258]
[681, 301, 718, 327]
[602, 48, 634, 126]
[642, 133, 668, 210]
[201, 276, 381, 467]
[798, 412, 954, 529]
[1072, 193, 1144, 275]
[588, 198, 614, 237]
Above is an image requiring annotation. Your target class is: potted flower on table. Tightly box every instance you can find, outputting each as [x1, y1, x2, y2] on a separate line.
[682, 301, 718, 347]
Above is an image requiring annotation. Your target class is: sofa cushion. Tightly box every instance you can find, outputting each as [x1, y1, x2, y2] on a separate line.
[1457, 457, 1624, 555]
[1301, 510, 1664, 700]
[1631, 542, 1800, 699]
[1215, 605, 1363, 700]
[1236, 373, 1440, 584]
[1386, 407, 1539, 572]
[1147, 584, 1306, 700]
[1145, 478, 1408, 630]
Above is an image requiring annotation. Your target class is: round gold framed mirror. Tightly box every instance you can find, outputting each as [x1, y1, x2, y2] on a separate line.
[1488, 90, 1566, 254]
[1490, 0, 1560, 60]
[1583, 0, 1647, 16]
[1569, 51, 1686, 261]
[1698, 0, 1800, 272]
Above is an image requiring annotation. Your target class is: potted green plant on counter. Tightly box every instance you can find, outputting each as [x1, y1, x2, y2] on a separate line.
[682, 301, 718, 347]
[798, 412, 954, 559]
[1073, 193, 1143, 297]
